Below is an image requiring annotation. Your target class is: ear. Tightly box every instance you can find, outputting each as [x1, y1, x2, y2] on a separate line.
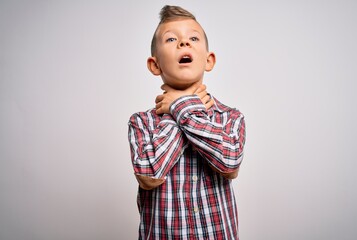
[147, 57, 161, 76]
[205, 52, 216, 72]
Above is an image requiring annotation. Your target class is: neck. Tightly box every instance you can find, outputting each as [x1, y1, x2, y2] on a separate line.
[166, 80, 203, 91]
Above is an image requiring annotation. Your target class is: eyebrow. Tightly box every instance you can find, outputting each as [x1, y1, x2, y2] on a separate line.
[161, 29, 202, 38]
[161, 30, 174, 37]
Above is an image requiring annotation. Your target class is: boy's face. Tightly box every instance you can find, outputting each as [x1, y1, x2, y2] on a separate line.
[148, 19, 215, 90]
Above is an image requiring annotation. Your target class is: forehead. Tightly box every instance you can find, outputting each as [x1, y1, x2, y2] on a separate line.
[156, 19, 205, 37]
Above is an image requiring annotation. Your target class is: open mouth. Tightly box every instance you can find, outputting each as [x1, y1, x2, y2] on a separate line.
[179, 55, 193, 64]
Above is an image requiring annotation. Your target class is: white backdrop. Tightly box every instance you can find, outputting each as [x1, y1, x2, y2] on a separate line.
[1, 0, 356, 239]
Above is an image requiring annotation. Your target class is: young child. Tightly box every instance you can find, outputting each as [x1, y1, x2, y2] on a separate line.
[128, 5, 246, 239]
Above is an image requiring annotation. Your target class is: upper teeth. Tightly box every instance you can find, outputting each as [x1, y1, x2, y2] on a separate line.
[183, 56, 190, 58]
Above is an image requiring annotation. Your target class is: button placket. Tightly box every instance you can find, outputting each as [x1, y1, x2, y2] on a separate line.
[193, 207, 199, 213]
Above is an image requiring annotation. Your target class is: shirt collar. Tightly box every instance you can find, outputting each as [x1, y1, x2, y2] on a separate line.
[207, 95, 232, 117]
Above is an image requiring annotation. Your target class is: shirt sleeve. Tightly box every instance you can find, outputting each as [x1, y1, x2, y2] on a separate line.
[128, 113, 188, 189]
[170, 95, 246, 178]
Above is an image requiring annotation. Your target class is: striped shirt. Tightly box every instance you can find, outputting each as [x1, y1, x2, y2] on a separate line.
[128, 95, 246, 240]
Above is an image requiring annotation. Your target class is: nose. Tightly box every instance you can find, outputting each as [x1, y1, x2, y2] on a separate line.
[179, 40, 191, 48]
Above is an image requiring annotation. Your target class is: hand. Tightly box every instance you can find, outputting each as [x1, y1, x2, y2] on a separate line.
[155, 84, 196, 115]
[194, 84, 214, 110]
[155, 83, 214, 115]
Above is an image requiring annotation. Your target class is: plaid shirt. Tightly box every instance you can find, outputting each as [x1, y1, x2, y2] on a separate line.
[128, 95, 246, 240]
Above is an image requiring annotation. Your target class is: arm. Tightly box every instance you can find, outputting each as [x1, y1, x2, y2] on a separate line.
[170, 95, 246, 179]
[128, 113, 187, 190]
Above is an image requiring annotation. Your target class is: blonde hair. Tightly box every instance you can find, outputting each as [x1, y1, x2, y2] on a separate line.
[150, 5, 209, 56]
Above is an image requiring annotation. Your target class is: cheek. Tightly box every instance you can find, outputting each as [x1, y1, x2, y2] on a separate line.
[158, 51, 176, 65]
[197, 54, 208, 67]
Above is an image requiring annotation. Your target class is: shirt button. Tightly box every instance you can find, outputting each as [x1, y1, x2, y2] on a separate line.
[193, 207, 199, 213]
[192, 175, 198, 182]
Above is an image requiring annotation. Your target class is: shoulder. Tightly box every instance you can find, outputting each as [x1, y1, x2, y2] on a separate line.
[213, 97, 244, 118]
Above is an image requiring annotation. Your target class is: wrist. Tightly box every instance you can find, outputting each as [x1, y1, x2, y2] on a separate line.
[170, 95, 206, 121]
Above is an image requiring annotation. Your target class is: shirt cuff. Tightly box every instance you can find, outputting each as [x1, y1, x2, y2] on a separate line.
[170, 95, 206, 121]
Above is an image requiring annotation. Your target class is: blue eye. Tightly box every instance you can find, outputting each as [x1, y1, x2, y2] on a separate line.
[166, 38, 177, 42]
[191, 37, 199, 41]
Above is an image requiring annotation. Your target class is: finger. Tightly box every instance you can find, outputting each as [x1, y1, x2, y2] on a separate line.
[205, 98, 214, 109]
[186, 82, 200, 94]
[155, 95, 164, 104]
[196, 90, 207, 99]
[156, 108, 162, 115]
[191, 81, 203, 89]
[155, 102, 162, 109]
[194, 84, 207, 94]
[156, 107, 164, 115]
[201, 94, 210, 104]
[198, 84, 207, 92]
